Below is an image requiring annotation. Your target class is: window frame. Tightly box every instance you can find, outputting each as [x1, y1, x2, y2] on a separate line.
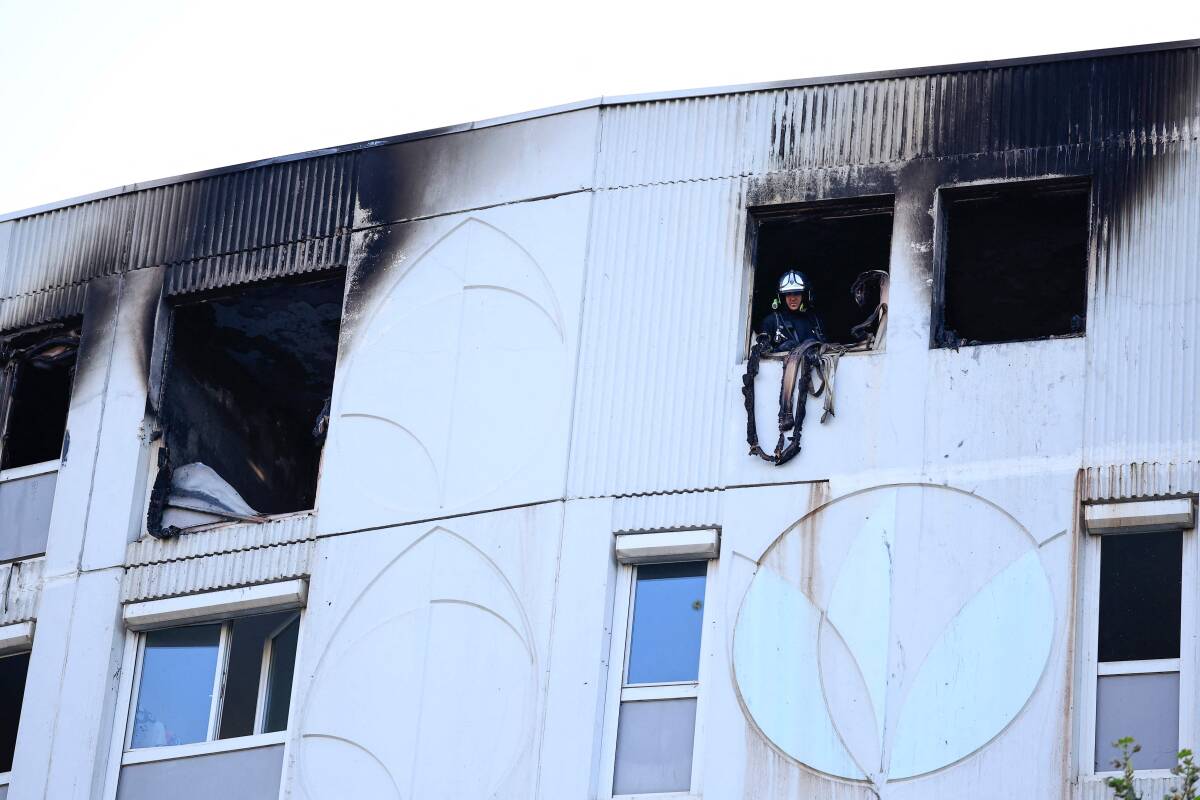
[743, 196, 896, 360]
[0, 645, 32, 789]
[1078, 523, 1197, 781]
[599, 557, 717, 800]
[930, 175, 1092, 349]
[119, 609, 302, 764]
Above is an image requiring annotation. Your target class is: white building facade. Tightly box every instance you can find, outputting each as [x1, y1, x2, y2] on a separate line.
[0, 40, 1197, 800]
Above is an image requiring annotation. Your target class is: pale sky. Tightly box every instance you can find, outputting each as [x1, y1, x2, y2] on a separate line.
[0, 0, 1196, 215]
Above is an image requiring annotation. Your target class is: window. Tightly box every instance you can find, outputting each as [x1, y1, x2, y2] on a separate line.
[127, 610, 300, 751]
[0, 322, 78, 471]
[0, 323, 77, 562]
[149, 275, 344, 534]
[1080, 498, 1197, 782]
[1092, 531, 1183, 770]
[934, 178, 1089, 347]
[602, 554, 714, 798]
[748, 197, 893, 351]
[0, 649, 30, 778]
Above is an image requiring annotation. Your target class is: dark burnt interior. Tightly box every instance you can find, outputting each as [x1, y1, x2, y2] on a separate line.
[0, 323, 80, 471]
[750, 197, 894, 351]
[159, 273, 345, 516]
[0, 651, 29, 772]
[936, 178, 1089, 347]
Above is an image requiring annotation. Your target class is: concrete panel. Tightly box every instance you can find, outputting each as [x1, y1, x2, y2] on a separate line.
[116, 744, 283, 800]
[9, 568, 125, 800]
[354, 109, 597, 228]
[536, 497, 614, 800]
[286, 503, 564, 800]
[318, 194, 588, 534]
[0, 472, 56, 562]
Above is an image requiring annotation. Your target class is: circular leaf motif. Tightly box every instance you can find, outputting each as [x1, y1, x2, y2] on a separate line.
[733, 485, 1053, 784]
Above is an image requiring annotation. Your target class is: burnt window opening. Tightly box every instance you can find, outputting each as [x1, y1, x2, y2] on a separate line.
[0, 650, 30, 773]
[749, 198, 894, 353]
[151, 273, 344, 533]
[934, 178, 1089, 347]
[0, 322, 80, 471]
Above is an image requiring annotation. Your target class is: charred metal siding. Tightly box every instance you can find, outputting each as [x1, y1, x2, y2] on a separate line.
[0, 152, 356, 330]
[595, 49, 1200, 188]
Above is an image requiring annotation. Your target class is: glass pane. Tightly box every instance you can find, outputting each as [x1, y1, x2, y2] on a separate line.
[613, 698, 697, 795]
[217, 612, 289, 740]
[1094, 672, 1179, 771]
[263, 615, 300, 733]
[131, 624, 221, 749]
[626, 562, 707, 684]
[0, 652, 30, 773]
[1098, 532, 1181, 661]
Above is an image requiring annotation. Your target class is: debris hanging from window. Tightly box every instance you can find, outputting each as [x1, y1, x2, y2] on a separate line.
[741, 270, 889, 466]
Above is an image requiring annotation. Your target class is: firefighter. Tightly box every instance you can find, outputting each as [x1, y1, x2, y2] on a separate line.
[760, 270, 824, 352]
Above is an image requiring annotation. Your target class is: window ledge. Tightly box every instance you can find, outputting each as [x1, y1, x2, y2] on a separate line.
[1086, 768, 1176, 780]
[123, 579, 307, 631]
[0, 460, 58, 482]
[0, 621, 34, 655]
[613, 793, 698, 800]
[122, 730, 286, 766]
[0, 770, 10, 786]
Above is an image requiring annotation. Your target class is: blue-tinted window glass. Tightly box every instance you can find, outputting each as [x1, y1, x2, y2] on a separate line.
[131, 624, 221, 749]
[626, 562, 707, 684]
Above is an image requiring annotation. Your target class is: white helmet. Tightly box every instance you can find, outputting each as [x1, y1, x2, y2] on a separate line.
[777, 270, 809, 295]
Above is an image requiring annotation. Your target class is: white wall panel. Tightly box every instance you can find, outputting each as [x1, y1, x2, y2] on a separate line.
[284, 503, 564, 800]
[319, 194, 589, 533]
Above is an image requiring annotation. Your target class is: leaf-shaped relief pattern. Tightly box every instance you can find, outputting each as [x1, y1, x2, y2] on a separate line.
[886, 549, 1054, 779]
[297, 528, 538, 800]
[733, 485, 1055, 787]
[332, 217, 568, 518]
[734, 568, 866, 780]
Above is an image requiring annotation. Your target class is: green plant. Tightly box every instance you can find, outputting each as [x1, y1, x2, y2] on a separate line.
[1104, 738, 1200, 800]
[1106, 737, 1141, 800]
[1166, 749, 1200, 800]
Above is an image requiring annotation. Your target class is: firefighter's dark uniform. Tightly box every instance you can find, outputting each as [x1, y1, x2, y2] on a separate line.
[760, 308, 825, 352]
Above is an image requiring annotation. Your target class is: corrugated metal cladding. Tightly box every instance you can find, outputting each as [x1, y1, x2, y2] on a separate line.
[0, 152, 356, 321]
[611, 489, 723, 533]
[567, 179, 745, 498]
[1083, 139, 1200, 486]
[1080, 774, 1179, 800]
[596, 48, 1200, 187]
[0, 556, 44, 625]
[0, 283, 87, 331]
[124, 513, 315, 567]
[120, 539, 313, 603]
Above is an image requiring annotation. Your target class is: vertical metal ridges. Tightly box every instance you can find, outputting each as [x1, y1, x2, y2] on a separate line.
[568, 179, 744, 498]
[128, 152, 356, 270]
[120, 539, 314, 603]
[0, 195, 134, 298]
[0, 152, 357, 309]
[164, 234, 350, 296]
[1083, 140, 1200, 472]
[0, 282, 87, 332]
[597, 47, 1200, 188]
[0, 556, 44, 625]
